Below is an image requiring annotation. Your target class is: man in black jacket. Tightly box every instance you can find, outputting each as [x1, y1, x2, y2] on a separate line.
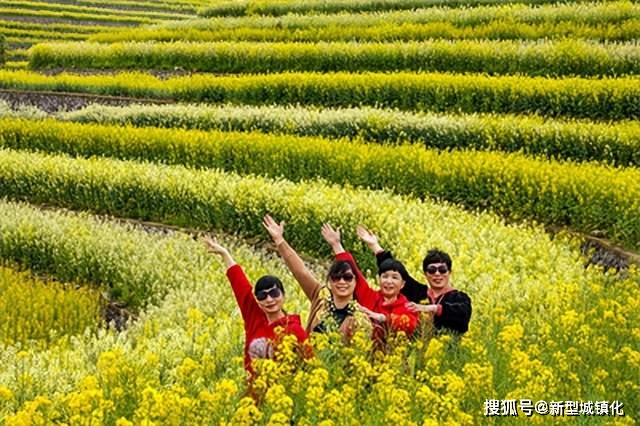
[357, 226, 472, 335]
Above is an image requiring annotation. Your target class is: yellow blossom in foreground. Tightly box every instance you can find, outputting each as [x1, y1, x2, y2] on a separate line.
[264, 384, 293, 418]
[267, 412, 291, 426]
[230, 397, 263, 426]
[0, 385, 15, 401]
[497, 321, 524, 353]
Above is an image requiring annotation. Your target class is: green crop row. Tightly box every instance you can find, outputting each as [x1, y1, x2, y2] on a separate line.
[0, 121, 639, 249]
[2, 61, 27, 70]
[94, 1, 640, 43]
[46, 103, 640, 167]
[28, 40, 640, 78]
[90, 19, 640, 43]
[187, 1, 640, 29]
[0, 19, 110, 34]
[24, 0, 201, 14]
[5, 48, 28, 62]
[199, 0, 602, 17]
[0, 7, 155, 26]
[0, 148, 592, 276]
[1, 28, 87, 42]
[0, 162, 621, 342]
[0, 34, 5, 65]
[4, 37, 46, 49]
[0, 0, 193, 21]
[1, 70, 638, 120]
[0, 198, 217, 309]
[0, 101, 47, 119]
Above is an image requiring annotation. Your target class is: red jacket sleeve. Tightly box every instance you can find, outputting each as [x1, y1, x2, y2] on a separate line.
[226, 264, 264, 331]
[335, 251, 378, 310]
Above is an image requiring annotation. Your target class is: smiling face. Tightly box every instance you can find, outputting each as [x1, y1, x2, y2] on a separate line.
[255, 286, 285, 316]
[378, 270, 405, 300]
[254, 275, 286, 318]
[422, 249, 453, 292]
[328, 261, 356, 301]
[424, 262, 451, 291]
[377, 258, 408, 301]
[330, 270, 356, 299]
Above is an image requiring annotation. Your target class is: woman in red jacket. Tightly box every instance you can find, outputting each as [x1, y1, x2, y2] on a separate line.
[203, 236, 308, 374]
[321, 224, 418, 345]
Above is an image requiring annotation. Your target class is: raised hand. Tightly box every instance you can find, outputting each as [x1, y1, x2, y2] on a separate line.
[321, 223, 344, 254]
[356, 225, 383, 253]
[202, 235, 236, 267]
[356, 225, 376, 246]
[262, 214, 285, 244]
[203, 235, 227, 255]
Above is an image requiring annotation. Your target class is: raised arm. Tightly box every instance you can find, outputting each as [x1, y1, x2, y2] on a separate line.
[203, 235, 236, 268]
[356, 226, 427, 303]
[357, 226, 395, 270]
[321, 222, 345, 255]
[322, 223, 377, 309]
[262, 214, 321, 302]
[202, 235, 262, 324]
[356, 225, 384, 255]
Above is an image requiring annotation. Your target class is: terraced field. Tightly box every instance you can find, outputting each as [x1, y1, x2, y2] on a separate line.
[0, 0, 205, 63]
[0, 0, 638, 424]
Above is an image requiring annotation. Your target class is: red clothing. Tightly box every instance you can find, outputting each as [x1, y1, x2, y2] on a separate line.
[226, 264, 308, 373]
[375, 249, 471, 334]
[335, 252, 418, 338]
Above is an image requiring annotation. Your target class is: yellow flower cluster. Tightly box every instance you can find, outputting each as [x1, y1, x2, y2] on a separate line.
[0, 266, 102, 346]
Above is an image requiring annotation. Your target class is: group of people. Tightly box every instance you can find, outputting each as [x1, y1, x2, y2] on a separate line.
[203, 215, 472, 374]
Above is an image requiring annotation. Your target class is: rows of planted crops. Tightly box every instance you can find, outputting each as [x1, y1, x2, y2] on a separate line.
[0, 0, 205, 64]
[91, 0, 640, 43]
[0, 0, 638, 424]
[0, 117, 638, 250]
[26, 39, 640, 76]
[1, 70, 638, 119]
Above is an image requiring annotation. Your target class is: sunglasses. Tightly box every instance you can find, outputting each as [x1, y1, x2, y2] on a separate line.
[330, 273, 355, 282]
[426, 265, 449, 275]
[255, 287, 282, 301]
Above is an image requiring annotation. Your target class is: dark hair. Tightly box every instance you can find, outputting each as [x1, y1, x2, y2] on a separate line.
[254, 275, 285, 296]
[422, 249, 452, 272]
[378, 258, 409, 282]
[326, 260, 354, 281]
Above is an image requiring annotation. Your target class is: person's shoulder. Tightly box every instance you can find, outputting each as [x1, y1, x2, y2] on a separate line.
[284, 313, 305, 328]
[448, 289, 471, 302]
[226, 263, 247, 281]
[287, 313, 302, 322]
[395, 293, 410, 304]
[285, 314, 309, 341]
[272, 314, 306, 336]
